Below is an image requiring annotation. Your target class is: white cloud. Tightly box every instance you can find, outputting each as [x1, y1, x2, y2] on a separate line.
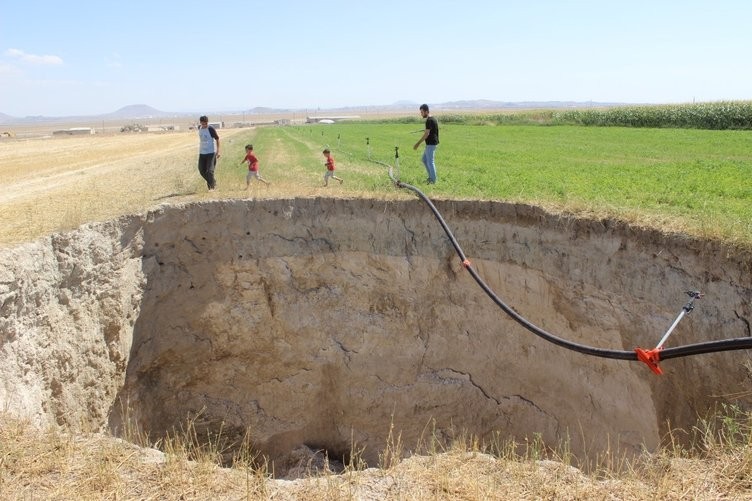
[5, 48, 63, 65]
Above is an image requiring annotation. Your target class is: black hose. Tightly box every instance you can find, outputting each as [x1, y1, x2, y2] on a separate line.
[383, 164, 752, 364]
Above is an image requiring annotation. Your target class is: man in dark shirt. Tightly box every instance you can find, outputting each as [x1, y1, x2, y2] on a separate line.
[413, 103, 439, 184]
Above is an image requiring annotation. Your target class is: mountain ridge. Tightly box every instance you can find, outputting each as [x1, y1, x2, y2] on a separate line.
[0, 99, 628, 124]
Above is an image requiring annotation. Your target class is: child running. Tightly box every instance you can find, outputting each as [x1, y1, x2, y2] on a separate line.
[322, 148, 343, 186]
[240, 144, 269, 189]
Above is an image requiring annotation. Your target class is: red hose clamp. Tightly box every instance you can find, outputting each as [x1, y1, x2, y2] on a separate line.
[635, 347, 663, 375]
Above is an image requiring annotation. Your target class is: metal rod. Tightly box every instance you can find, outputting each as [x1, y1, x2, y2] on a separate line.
[656, 310, 686, 349]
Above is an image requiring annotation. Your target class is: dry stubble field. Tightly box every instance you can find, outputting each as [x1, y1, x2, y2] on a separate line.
[0, 128, 253, 246]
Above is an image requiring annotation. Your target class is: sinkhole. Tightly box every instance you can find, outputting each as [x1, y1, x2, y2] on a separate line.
[1, 197, 750, 477]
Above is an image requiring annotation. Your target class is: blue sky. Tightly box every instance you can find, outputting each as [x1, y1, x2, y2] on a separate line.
[1, 0, 750, 117]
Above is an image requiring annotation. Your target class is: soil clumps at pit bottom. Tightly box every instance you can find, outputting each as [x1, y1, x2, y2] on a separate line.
[1, 197, 750, 477]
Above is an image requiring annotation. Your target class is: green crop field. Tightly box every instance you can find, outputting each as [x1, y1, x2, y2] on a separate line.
[221, 122, 752, 247]
[14, 111, 742, 248]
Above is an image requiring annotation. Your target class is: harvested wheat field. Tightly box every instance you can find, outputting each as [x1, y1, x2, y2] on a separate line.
[1, 125, 751, 500]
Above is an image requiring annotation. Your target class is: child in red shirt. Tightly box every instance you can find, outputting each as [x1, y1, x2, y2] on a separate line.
[322, 148, 343, 186]
[241, 144, 269, 189]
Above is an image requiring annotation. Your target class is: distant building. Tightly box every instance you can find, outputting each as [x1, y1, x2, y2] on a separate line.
[305, 116, 360, 124]
[146, 125, 180, 132]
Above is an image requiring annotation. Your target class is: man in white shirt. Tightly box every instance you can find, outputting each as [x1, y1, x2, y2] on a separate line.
[197, 115, 221, 190]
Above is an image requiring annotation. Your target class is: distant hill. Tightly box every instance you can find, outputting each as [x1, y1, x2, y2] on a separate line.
[100, 104, 187, 120]
[438, 99, 624, 109]
[0, 104, 194, 125]
[0, 100, 630, 124]
[247, 106, 290, 114]
[0, 112, 15, 125]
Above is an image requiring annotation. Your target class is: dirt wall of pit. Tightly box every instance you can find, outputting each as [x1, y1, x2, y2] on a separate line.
[1, 198, 751, 467]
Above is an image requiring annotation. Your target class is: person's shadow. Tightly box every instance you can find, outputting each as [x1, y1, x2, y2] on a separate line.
[154, 190, 197, 200]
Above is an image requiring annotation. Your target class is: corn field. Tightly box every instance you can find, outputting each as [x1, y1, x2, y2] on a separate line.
[376, 101, 752, 130]
[551, 101, 752, 130]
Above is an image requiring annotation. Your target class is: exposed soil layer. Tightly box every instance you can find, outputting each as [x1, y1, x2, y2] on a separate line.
[1, 198, 750, 476]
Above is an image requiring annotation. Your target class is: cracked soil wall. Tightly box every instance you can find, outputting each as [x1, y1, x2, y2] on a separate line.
[1, 197, 751, 472]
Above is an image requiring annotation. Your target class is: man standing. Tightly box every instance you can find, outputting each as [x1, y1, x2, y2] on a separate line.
[413, 104, 439, 184]
[197, 115, 220, 190]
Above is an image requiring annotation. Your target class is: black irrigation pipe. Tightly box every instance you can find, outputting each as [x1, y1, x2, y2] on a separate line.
[373, 152, 752, 374]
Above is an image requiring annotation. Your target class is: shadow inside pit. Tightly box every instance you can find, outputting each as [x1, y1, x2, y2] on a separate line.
[102, 198, 752, 478]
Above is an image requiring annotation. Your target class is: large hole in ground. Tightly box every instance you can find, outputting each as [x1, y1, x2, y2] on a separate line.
[1, 198, 751, 478]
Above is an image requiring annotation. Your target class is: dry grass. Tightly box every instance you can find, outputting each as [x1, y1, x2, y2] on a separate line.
[2, 409, 752, 500]
[0, 127, 410, 246]
[0, 131, 208, 245]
